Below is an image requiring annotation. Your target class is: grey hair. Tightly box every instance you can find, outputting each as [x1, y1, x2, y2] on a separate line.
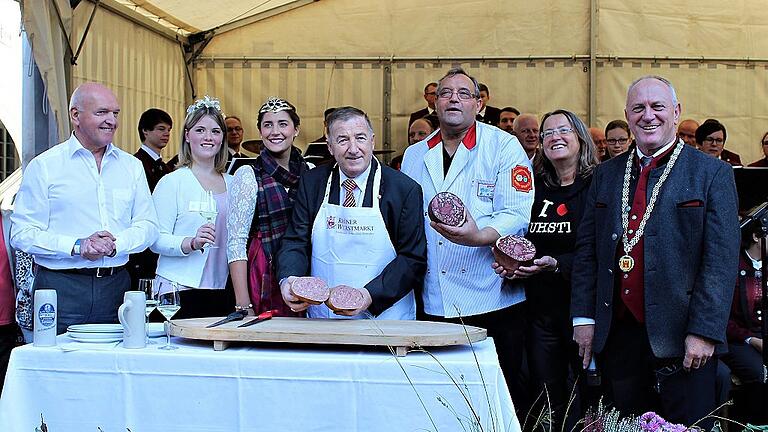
[325, 106, 374, 137]
[437, 67, 481, 98]
[536, 109, 599, 188]
[627, 75, 679, 106]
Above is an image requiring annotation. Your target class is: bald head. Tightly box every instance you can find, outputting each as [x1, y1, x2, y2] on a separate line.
[589, 127, 607, 157]
[512, 114, 540, 158]
[678, 119, 699, 147]
[69, 82, 120, 152]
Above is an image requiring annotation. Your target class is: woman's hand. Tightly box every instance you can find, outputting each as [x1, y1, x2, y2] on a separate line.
[192, 223, 216, 250]
[492, 255, 558, 279]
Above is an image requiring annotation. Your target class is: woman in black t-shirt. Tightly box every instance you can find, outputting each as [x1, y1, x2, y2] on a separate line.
[512, 109, 599, 429]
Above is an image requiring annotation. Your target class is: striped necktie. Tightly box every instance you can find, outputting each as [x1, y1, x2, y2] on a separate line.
[342, 179, 357, 207]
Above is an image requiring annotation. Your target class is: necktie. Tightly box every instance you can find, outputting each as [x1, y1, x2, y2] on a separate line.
[342, 179, 357, 207]
[639, 156, 653, 172]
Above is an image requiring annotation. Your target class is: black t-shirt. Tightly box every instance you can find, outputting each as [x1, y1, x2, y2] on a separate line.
[525, 173, 592, 306]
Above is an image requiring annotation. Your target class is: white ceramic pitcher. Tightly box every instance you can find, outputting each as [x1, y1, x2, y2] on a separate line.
[118, 291, 146, 349]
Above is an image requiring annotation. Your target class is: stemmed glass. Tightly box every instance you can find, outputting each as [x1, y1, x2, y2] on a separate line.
[156, 281, 181, 350]
[195, 190, 218, 249]
[139, 279, 157, 345]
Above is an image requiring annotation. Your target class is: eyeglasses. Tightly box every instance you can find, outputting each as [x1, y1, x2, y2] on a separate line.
[702, 137, 724, 145]
[437, 88, 478, 100]
[762, 141, 768, 146]
[606, 138, 629, 145]
[541, 127, 574, 140]
[425, 91, 437, 96]
[227, 127, 243, 133]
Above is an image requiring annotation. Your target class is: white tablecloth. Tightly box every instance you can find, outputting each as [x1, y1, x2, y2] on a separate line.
[0, 334, 520, 432]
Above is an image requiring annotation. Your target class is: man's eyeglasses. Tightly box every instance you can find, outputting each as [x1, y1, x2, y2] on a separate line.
[762, 141, 768, 146]
[425, 91, 437, 96]
[227, 127, 243, 133]
[606, 138, 629, 145]
[541, 127, 574, 140]
[437, 88, 478, 100]
[702, 137, 724, 145]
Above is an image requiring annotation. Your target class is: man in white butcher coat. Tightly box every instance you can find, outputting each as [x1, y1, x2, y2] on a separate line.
[400, 67, 534, 412]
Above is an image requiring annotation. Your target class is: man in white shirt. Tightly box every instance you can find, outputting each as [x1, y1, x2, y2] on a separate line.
[11, 82, 158, 334]
[401, 68, 534, 412]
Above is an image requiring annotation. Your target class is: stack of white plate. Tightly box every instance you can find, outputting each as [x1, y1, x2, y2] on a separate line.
[67, 324, 124, 343]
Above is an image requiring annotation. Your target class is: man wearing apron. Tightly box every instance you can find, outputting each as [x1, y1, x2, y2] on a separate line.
[276, 107, 426, 319]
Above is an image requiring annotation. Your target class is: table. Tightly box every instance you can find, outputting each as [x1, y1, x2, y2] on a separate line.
[0, 334, 520, 431]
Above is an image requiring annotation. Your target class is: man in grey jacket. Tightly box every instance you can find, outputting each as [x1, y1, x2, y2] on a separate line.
[571, 75, 739, 426]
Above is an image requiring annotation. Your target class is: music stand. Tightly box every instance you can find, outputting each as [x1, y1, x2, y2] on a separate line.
[733, 167, 768, 213]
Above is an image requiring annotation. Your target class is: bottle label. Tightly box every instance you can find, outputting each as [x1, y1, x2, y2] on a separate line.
[38, 303, 56, 329]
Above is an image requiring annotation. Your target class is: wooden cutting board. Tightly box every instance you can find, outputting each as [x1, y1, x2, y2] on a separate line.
[170, 317, 487, 356]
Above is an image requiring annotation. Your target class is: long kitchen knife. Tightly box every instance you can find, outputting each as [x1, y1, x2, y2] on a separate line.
[205, 309, 248, 328]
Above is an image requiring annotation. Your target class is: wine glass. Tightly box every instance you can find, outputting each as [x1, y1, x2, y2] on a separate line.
[139, 279, 157, 345]
[156, 281, 181, 350]
[197, 190, 218, 249]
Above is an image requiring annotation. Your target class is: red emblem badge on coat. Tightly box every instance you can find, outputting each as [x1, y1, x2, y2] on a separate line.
[511, 165, 532, 193]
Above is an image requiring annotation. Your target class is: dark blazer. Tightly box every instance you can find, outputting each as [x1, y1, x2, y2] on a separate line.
[129, 147, 171, 287]
[409, 108, 429, 126]
[748, 157, 768, 167]
[134, 148, 171, 192]
[276, 159, 427, 316]
[720, 149, 742, 166]
[571, 144, 740, 358]
[477, 105, 501, 126]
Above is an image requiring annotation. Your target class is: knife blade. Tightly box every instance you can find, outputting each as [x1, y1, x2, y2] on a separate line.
[205, 309, 248, 328]
[237, 309, 278, 328]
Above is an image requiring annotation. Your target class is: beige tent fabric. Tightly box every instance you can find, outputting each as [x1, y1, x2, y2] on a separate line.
[21, 0, 71, 143]
[195, 61, 384, 151]
[69, 5, 187, 155]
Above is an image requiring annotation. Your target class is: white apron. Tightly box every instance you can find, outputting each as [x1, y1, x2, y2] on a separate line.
[308, 163, 416, 319]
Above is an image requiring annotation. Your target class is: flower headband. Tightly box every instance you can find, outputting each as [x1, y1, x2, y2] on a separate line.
[259, 97, 293, 114]
[186, 95, 222, 115]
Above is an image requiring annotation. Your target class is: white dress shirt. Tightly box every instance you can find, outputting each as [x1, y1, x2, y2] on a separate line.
[401, 122, 534, 318]
[140, 144, 161, 161]
[10, 134, 158, 269]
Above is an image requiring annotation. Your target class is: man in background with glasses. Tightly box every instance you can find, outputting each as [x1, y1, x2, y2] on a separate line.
[513, 114, 541, 162]
[225, 115, 245, 161]
[401, 67, 534, 415]
[571, 76, 739, 427]
[408, 82, 438, 127]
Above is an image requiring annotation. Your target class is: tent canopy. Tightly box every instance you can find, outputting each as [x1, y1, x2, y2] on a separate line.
[19, 0, 768, 165]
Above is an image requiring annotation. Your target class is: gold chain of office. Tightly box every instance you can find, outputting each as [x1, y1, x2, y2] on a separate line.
[618, 141, 684, 273]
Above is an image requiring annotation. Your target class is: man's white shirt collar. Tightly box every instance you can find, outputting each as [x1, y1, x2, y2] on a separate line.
[140, 144, 161, 160]
[635, 139, 677, 159]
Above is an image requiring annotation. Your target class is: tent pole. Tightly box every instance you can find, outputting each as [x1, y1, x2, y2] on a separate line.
[588, 0, 597, 127]
[71, 0, 101, 65]
[382, 59, 392, 163]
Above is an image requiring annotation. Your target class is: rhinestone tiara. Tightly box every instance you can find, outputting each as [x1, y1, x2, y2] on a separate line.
[186, 95, 222, 115]
[259, 97, 293, 114]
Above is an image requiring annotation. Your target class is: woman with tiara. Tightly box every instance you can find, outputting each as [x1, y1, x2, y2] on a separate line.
[227, 97, 310, 316]
[151, 96, 233, 318]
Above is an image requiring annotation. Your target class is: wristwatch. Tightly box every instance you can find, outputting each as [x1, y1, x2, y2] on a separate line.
[72, 239, 82, 256]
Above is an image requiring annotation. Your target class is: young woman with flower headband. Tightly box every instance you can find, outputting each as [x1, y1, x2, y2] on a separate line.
[150, 96, 233, 318]
[227, 97, 310, 316]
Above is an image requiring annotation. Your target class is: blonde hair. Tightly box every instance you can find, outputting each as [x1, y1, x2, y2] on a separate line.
[178, 107, 229, 173]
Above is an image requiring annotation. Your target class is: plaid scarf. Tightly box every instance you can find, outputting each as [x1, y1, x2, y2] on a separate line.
[250, 147, 308, 259]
